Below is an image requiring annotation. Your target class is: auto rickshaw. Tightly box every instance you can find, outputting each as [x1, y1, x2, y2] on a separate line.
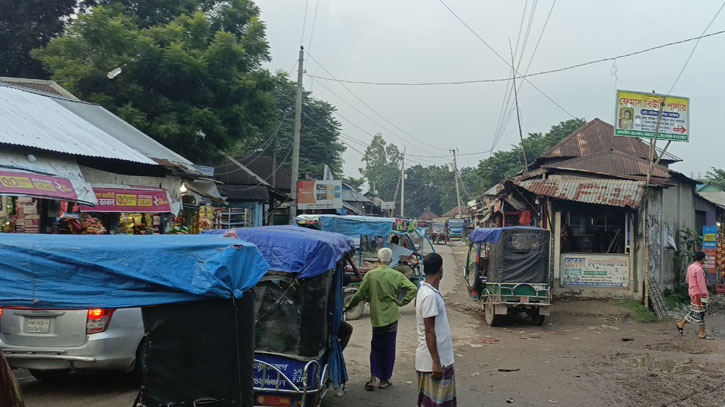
[464, 227, 551, 326]
[0, 234, 270, 406]
[206, 225, 354, 407]
[431, 221, 448, 245]
[295, 215, 435, 320]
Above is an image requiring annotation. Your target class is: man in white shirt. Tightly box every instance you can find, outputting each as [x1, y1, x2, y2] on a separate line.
[389, 235, 418, 278]
[415, 253, 456, 407]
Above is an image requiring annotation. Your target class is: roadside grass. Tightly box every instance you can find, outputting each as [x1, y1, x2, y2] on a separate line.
[615, 299, 658, 323]
[663, 287, 690, 311]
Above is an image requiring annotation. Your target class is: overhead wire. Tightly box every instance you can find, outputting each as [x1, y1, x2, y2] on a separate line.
[305, 28, 725, 87]
[308, 65, 440, 155]
[299, 0, 310, 45]
[305, 51, 446, 153]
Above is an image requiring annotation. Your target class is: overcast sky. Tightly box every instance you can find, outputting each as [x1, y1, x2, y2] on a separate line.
[256, 0, 725, 180]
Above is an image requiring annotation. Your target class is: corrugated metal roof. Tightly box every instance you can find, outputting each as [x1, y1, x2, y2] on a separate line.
[0, 77, 78, 99]
[516, 177, 645, 208]
[697, 191, 725, 209]
[543, 150, 670, 179]
[0, 85, 155, 165]
[539, 118, 680, 163]
[343, 188, 372, 203]
[54, 99, 195, 169]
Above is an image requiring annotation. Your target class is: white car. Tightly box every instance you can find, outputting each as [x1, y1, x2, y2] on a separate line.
[0, 306, 144, 381]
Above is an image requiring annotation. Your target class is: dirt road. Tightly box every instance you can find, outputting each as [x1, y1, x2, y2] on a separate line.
[15, 241, 725, 406]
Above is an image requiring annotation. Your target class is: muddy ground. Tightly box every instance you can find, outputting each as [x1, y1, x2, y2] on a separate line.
[14, 241, 725, 407]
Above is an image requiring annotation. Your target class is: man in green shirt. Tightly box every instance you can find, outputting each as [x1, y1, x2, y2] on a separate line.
[344, 247, 418, 391]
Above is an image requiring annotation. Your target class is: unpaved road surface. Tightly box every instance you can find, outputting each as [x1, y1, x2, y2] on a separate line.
[15, 241, 725, 406]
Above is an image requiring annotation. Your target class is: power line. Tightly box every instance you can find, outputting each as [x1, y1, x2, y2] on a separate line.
[299, 0, 310, 45]
[305, 51, 447, 152]
[307, 0, 321, 50]
[306, 29, 725, 87]
[667, 1, 725, 95]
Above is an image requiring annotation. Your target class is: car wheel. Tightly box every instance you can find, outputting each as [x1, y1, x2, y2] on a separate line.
[29, 369, 71, 382]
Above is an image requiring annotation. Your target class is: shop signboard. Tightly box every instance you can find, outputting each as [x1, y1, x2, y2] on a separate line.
[297, 180, 342, 210]
[79, 187, 172, 213]
[381, 201, 395, 210]
[702, 225, 717, 274]
[614, 90, 689, 142]
[561, 254, 629, 288]
[0, 170, 78, 201]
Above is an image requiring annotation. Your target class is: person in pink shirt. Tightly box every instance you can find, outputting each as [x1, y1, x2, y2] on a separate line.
[676, 251, 713, 340]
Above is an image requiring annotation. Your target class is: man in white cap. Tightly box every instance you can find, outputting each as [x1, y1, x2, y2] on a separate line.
[344, 247, 418, 391]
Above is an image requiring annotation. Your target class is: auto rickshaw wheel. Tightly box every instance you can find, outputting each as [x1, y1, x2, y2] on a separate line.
[468, 262, 481, 293]
[529, 309, 546, 326]
[484, 295, 500, 327]
[344, 292, 365, 320]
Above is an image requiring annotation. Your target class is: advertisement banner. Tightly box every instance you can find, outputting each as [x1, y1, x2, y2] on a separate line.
[614, 90, 689, 142]
[561, 254, 629, 287]
[0, 170, 78, 201]
[297, 180, 342, 210]
[702, 226, 718, 274]
[80, 187, 172, 213]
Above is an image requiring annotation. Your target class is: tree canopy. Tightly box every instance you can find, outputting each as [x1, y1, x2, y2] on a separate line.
[359, 134, 402, 201]
[0, 0, 95, 78]
[474, 118, 586, 191]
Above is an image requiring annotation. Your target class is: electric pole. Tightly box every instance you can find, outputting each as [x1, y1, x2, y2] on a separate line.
[289, 46, 304, 224]
[400, 146, 406, 218]
[451, 148, 462, 218]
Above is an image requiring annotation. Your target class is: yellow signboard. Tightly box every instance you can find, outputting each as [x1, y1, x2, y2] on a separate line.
[615, 90, 689, 142]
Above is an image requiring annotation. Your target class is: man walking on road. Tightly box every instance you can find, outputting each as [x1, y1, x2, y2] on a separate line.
[416, 253, 456, 407]
[344, 247, 418, 391]
[676, 250, 714, 340]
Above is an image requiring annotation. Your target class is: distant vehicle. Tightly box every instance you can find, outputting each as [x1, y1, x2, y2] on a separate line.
[431, 222, 448, 245]
[448, 218, 467, 239]
[0, 307, 144, 381]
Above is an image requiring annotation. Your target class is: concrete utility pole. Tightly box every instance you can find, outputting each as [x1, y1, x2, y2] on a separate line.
[400, 146, 406, 218]
[451, 148, 462, 218]
[289, 46, 304, 224]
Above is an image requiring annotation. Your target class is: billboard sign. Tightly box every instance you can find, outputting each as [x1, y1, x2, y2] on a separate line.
[381, 201, 395, 210]
[297, 180, 342, 210]
[561, 254, 629, 288]
[614, 90, 689, 142]
[702, 225, 718, 274]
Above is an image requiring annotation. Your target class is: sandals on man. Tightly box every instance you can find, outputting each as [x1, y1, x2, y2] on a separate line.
[378, 381, 393, 390]
[699, 334, 714, 340]
[365, 381, 376, 391]
[676, 324, 684, 335]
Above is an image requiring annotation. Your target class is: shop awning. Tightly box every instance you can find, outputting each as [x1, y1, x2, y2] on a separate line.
[0, 151, 97, 205]
[79, 185, 174, 213]
[514, 177, 645, 208]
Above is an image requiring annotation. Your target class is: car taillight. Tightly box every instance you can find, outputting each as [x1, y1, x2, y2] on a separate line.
[86, 308, 114, 334]
[255, 395, 293, 406]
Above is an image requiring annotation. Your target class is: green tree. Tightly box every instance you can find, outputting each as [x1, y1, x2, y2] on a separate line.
[705, 168, 725, 191]
[360, 134, 402, 201]
[475, 118, 586, 191]
[33, 2, 277, 164]
[342, 176, 365, 192]
[0, 0, 95, 78]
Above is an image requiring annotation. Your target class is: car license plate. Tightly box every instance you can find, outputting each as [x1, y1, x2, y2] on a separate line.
[520, 296, 529, 303]
[26, 318, 50, 334]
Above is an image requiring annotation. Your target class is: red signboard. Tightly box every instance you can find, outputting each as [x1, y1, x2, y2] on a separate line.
[703, 248, 717, 274]
[80, 187, 171, 213]
[0, 170, 78, 201]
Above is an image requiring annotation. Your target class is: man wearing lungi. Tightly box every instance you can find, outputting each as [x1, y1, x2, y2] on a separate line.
[676, 250, 713, 340]
[344, 247, 418, 390]
[416, 253, 456, 407]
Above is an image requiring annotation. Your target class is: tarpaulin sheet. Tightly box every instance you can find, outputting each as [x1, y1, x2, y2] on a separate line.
[205, 225, 354, 279]
[0, 234, 269, 309]
[486, 228, 550, 284]
[470, 226, 545, 244]
[296, 215, 416, 236]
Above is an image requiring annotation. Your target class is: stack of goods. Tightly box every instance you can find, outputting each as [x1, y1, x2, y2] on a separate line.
[167, 214, 189, 234]
[80, 215, 107, 235]
[197, 205, 214, 233]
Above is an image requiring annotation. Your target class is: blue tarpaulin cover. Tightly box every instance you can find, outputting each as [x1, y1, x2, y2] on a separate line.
[469, 227, 547, 243]
[0, 234, 270, 309]
[296, 215, 418, 237]
[204, 225, 354, 279]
